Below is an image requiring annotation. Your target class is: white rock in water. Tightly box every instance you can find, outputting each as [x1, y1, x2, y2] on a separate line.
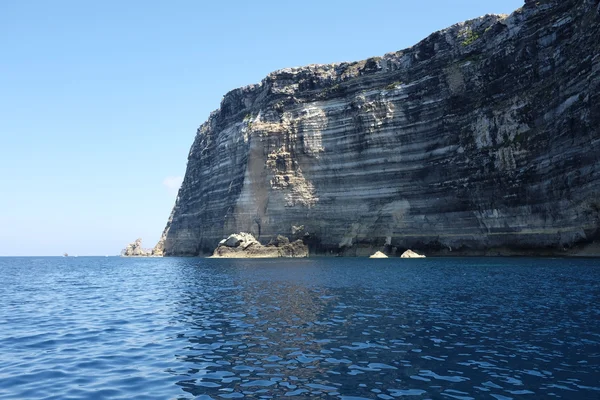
[401, 249, 426, 258]
[369, 251, 388, 258]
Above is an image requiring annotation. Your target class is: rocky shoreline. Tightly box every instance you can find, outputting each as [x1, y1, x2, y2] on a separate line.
[122, 237, 600, 258]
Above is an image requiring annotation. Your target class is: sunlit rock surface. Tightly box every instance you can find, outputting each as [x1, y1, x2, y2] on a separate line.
[211, 233, 308, 258]
[122, 238, 153, 257]
[159, 0, 600, 256]
[401, 250, 426, 259]
[369, 251, 388, 259]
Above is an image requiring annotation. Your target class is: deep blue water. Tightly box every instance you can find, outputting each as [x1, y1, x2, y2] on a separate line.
[1, 257, 599, 399]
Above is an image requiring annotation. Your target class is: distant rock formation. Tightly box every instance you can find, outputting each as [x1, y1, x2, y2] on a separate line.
[156, 0, 600, 257]
[401, 250, 426, 258]
[211, 233, 308, 258]
[369, 251, 388, 259]
[122, 238, 155, 257]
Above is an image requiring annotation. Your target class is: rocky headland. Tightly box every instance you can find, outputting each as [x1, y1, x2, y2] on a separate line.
[153, 0, 600, 257]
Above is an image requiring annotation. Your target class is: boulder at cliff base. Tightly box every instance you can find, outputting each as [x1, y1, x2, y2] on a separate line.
[369, 251, 388, 258]
[401, 250, 426, 258]
[211, 233, 308, 258]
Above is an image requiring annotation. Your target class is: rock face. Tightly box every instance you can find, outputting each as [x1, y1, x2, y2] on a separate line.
[211, 233, 308, 258]
[159, 0, 600, 257]
[401, 250, 426, 258]
[122, 238, 153, 257]
[370, 251, 388, 259]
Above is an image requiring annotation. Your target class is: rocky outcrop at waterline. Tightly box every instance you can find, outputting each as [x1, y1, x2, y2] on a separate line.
[401, 250, 426, 259]
[156, 0, 600, 257]
[122, 238, 158, 257]
[211, 233, 308, 258]
[369, 251, 388, 259]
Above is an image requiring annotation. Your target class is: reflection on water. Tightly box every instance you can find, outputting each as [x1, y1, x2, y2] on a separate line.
[0, 257, 599, 399]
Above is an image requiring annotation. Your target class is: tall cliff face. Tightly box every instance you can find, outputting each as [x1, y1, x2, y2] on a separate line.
[159, 0, 600, 256]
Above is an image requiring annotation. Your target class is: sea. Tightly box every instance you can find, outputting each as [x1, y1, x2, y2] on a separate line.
[1, 256, 599, 399]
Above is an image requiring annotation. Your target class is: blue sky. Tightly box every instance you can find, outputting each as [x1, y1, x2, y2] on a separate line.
[0, 0, 524, 256]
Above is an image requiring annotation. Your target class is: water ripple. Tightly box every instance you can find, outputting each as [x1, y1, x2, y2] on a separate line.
[0, 256, 599, 399]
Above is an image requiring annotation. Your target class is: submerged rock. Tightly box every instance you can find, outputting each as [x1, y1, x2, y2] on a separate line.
[369, 251, 388, 259]
[401, 250, 426, 258]
[211, 233, 308, 258]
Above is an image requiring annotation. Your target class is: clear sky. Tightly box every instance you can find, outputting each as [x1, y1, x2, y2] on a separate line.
[0, 0, 524, 256]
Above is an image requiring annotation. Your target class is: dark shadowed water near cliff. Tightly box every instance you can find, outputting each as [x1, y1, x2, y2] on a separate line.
[1, 257, 599, 400]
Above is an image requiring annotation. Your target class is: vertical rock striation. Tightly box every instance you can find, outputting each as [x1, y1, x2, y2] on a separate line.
[158, 0, 600, 256]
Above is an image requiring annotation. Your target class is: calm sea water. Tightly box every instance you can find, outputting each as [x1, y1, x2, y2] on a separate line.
[1, 257, 599, 399]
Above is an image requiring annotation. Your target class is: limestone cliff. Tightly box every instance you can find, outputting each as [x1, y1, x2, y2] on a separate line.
[158, 0, 600, 256]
